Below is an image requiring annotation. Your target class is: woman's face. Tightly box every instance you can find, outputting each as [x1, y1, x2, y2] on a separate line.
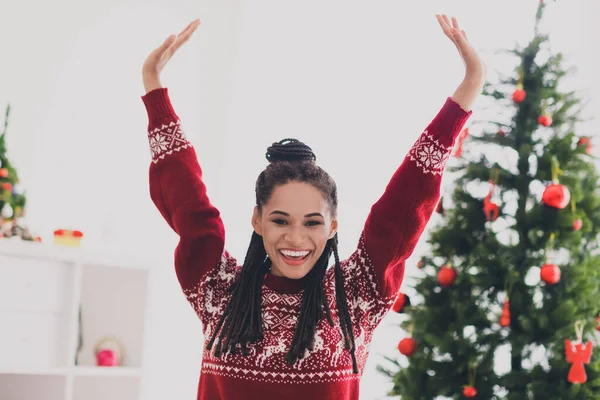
[252, 181, 337, 280]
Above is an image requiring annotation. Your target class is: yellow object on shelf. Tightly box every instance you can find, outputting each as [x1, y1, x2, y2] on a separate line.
[53, 229, 84, 247]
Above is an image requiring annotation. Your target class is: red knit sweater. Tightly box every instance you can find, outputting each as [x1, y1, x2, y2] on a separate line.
[142, 88, 471, 399]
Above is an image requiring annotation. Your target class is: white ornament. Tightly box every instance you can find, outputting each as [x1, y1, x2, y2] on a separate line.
[1, 203, 13, 219]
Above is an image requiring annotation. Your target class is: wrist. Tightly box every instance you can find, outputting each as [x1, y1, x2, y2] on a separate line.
[143, 74, 163, 94]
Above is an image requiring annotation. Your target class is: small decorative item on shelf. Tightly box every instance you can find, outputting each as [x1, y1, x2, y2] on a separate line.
[53, 229, 84, 247]
[95, 337, 124, 367]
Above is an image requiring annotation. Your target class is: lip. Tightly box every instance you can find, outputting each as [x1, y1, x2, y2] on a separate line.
[278, 249, 312, 267]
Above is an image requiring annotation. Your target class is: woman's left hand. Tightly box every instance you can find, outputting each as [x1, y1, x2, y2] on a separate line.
[436, 14, 485, 86]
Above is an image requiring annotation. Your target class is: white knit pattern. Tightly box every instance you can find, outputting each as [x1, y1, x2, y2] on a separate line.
[182, 236, 394, 384]
[408, 130, 454, 175]
[147, 120, 192, 164]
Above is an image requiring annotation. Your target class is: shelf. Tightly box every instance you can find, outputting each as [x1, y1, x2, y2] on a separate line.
[0, 239, 156, 270]
[72, 366, 142, 378]
[0, 368, 69, 376]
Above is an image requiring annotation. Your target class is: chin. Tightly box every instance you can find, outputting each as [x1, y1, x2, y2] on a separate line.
[273, 251, 315, 279]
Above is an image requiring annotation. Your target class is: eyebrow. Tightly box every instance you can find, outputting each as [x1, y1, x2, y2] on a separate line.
[269, 210, 324, 218]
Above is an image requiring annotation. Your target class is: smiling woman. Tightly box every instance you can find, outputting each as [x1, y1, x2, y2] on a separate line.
[141, 14, 481, 400]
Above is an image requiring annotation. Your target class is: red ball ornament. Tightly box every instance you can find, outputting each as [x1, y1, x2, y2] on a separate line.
[392, 292, 411, 313]
[540, 263, 561, 285]
[573, 219, 583, 231]
[577, 137, 593, 155]
[0, 168, 8, 178]
[1, 182, 12, 191]
[463, 386, 477, 397]
[437, 265, 457, 287]
[398, 338, 417, 356]
[542, 183, 571, 209]
[538, 115, 552, 127]
[417, 259, 424, 269]
[498, 128, 505, 136]
[512, 88, 526, 103]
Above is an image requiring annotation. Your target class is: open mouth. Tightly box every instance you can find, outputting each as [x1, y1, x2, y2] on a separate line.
[279, 249, 311, 263]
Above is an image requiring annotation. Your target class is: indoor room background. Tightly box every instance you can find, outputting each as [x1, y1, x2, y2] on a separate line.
[1, 0, 598, 399]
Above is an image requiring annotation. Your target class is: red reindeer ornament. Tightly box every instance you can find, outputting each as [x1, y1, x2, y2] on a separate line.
[483, 180, 500, 222]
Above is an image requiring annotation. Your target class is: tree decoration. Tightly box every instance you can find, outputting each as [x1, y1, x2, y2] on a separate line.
[392, 291, 411, 313]
[542, 156, 570, 209]
[454, 127, 469, 158]
[565, 320, 593, 384]
[572, 200, 583, 231]
[463, 363, 478, 397]
[437, 262, 457, 287]
[483, 170, 501, 222]
[540, 233, 561, 285]
[577, 137, 592, 155]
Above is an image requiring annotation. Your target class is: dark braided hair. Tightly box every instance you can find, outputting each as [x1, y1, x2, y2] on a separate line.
[206, 138, 359, 373]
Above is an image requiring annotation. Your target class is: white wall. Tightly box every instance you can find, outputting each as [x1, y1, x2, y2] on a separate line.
[1, 0, 598, 399]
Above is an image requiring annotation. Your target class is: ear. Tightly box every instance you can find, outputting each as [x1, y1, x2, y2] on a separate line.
[251, 206, 262, 235]
[328, 218, 338, 239]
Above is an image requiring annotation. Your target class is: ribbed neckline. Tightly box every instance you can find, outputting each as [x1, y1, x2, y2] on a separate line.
[263, 272, 307, 294]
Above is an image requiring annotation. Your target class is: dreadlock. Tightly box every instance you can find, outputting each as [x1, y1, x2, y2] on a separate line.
[206, 138, 359, 373]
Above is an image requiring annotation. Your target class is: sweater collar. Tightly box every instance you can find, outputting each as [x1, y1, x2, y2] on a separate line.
[263, 272, 307, 294]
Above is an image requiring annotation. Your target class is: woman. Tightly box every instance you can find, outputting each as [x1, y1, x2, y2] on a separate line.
[141, 14, 484, 400]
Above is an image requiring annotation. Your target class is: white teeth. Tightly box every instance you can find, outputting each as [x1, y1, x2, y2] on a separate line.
[280, 250, 310, 258]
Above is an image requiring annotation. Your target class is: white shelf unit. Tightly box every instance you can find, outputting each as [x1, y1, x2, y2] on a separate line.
[0, 240, 152, 400]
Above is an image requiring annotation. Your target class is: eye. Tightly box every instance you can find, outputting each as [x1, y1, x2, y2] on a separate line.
[272, 219, 287, 225]
[306, 220, 322, 227]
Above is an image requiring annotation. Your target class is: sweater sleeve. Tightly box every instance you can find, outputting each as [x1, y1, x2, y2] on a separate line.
[363, 97, 471, 298]
[142, 88, 238, 319]
[341, 98, 471, 336]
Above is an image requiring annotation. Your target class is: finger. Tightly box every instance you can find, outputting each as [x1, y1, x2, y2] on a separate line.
[462, 29, 469, 42]
[436, 14, 454, 41]
[451, 17, 461, 32]
[171, 19, 201, 52]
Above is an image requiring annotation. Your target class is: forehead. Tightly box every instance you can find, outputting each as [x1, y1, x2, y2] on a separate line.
[265, 181, 329, 214]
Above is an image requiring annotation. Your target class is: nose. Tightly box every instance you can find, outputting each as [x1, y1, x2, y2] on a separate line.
[284, 225, 305, 245]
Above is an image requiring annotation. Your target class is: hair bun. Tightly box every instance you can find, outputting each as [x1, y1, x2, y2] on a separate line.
[266, 138, 316, 164]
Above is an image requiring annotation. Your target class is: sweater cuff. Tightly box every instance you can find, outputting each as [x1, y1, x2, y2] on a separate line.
[428, 97, 472, 144]
[141, 88, 178, 122]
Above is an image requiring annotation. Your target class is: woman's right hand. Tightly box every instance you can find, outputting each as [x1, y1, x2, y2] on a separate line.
[142, 19, 201, 93]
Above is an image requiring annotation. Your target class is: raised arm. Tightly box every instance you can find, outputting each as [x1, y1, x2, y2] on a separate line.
[362, 15, 484, 298]
[141, 20, 228, 296]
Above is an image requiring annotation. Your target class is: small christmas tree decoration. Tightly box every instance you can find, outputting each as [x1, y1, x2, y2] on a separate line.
[417, 259, 424, 269]
[0, 168, 7, 178]
[512, 83, 526, 103]
[500, 298, 511, 327]
[462, 363, 478, 397]
[595, 316, 600, 332]
[436, 197, 444, 215]
[541, 234, 561, 284]
[538, 114, 552, 127]
[397, 337, 417, 357]
[483, 177, 500, 222]
[463, 386, 477, 398]
[540, 263, 560, 285]
[542, 156, 570, 209]
[392, 292, 411, 313]
[577, 137, 592, 155]
[454, 127, 469, 158]
[565, 320, 593, 384]
[498, 128, 505, 136]
[571, 201, 583, 231]
[437, 263, 457, 287]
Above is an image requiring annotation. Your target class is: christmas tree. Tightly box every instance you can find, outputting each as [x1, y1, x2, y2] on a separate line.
[0, 104, 36, 240]
[380, 2, 600, 399]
